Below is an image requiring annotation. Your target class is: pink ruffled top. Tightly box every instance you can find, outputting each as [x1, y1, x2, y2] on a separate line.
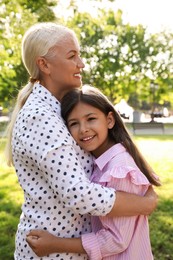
[82, 143, 154, 260]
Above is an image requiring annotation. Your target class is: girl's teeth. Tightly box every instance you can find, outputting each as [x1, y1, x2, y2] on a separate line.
[83, 136, 93, 141]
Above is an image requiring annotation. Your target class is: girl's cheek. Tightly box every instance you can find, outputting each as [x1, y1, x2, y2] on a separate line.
[71, 129, 77, 138]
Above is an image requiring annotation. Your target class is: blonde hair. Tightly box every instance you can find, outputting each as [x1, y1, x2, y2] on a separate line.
[5, 22, 76, 166]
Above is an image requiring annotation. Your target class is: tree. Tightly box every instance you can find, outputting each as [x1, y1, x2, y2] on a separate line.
[1, 0, 173, 112]
[63, 4, 173, 110]
[0, 0, 57, 108]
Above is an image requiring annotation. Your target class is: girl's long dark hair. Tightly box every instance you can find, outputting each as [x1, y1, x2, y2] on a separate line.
[61, 85, 160, 186]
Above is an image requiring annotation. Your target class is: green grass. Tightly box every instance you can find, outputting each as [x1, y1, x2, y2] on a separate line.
[0, 136, 173, 259]
[0, 138, 23, 259]
[134, 135, 173, 260]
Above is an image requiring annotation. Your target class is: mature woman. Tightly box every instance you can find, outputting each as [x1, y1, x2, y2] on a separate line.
[6, 22, 157, 260]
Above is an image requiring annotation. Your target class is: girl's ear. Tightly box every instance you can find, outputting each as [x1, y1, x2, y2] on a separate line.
[107, 111, 115, 129]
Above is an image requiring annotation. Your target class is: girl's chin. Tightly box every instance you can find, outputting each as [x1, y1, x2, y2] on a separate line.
[80, 146, 94, 153]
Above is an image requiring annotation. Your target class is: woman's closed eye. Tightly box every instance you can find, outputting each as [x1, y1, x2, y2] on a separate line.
[69, 54, 75, 59]
[68, 51, 81, 60]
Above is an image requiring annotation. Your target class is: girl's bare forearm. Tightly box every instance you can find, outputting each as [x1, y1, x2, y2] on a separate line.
[107, 188, 158, 217]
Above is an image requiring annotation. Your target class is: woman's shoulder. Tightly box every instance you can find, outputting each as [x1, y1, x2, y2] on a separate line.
[14, 98, 74, 148]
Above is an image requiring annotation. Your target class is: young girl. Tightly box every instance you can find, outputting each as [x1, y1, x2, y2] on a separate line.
[26, 85, 160, 259]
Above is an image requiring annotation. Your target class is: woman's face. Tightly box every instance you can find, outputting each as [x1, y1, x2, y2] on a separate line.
[67, 102, 115, 158]
[41, 33, 85, 99]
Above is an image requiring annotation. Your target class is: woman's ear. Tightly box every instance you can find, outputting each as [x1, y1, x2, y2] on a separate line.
[36, 57, 50, 75]
[107, 111, 115, 129]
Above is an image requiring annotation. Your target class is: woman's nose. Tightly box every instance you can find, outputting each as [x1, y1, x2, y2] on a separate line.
[77, 57, 85, 69]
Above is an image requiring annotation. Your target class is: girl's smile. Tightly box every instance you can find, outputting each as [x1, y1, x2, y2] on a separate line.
[80, 135, 96, 142]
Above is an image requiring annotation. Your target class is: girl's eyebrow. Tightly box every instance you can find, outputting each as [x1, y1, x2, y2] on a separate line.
[67, 118, 77, 123]
[68, 113, 97, 122]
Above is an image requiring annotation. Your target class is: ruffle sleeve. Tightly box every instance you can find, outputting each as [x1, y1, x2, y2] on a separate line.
[99, 166, 150, 186]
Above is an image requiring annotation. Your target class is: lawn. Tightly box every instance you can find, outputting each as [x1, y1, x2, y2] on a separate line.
[134, 135, 173, 260]
[0, 135, 173, 260]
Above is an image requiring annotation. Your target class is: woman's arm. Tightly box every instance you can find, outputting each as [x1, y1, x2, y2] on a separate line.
[26, 186, 157, 257]
[26, 188, 157, 257]
[26, 230, 85, 257]
[107, 185, 158, 217]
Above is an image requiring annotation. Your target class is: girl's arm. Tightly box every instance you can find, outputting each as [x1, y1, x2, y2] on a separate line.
[26, 230, 85, 257]
[108, 185, 158, 217]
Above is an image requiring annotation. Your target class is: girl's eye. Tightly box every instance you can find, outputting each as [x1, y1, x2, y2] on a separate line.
[68, 122, 78, 127]
[88, 117, 96, 121]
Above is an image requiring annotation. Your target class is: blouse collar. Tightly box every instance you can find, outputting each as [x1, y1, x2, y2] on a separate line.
[33, 83, 61, 115]
[94, 143, 126, 171]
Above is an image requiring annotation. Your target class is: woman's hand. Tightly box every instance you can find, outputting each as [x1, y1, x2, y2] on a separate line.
[26, 230, 59, 257]
[26, 229, 85, 256]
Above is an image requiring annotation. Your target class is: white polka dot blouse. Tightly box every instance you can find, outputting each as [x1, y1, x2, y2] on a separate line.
[12, 83, 115, 259]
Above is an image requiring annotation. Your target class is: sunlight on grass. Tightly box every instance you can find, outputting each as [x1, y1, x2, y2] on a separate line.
[158, 215, 173, 225]
[131, 136, 173, 259]
[135, 135, 173, 190]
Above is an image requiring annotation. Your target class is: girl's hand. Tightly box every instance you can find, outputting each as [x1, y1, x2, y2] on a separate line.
[144, 185, 158, 214]
[26, 230, 58, 257]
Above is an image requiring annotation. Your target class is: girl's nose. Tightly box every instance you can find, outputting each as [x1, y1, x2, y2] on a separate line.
[79, 122, 88, 133]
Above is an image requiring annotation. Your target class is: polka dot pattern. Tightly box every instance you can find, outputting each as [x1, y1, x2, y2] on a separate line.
[12, 83, 115, 259]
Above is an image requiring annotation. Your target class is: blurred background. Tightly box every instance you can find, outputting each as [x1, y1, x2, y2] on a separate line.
[0, 0, 173, 123]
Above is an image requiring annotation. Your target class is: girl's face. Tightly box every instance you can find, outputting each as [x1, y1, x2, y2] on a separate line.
[67, 102, 115, 158]
[39, 33, 84, 99]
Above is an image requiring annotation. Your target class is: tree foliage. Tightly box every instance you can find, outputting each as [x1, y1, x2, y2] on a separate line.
[64, 6, 173, 110]
[0, 0, 173, 112]
[0, 0, 57, 107]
